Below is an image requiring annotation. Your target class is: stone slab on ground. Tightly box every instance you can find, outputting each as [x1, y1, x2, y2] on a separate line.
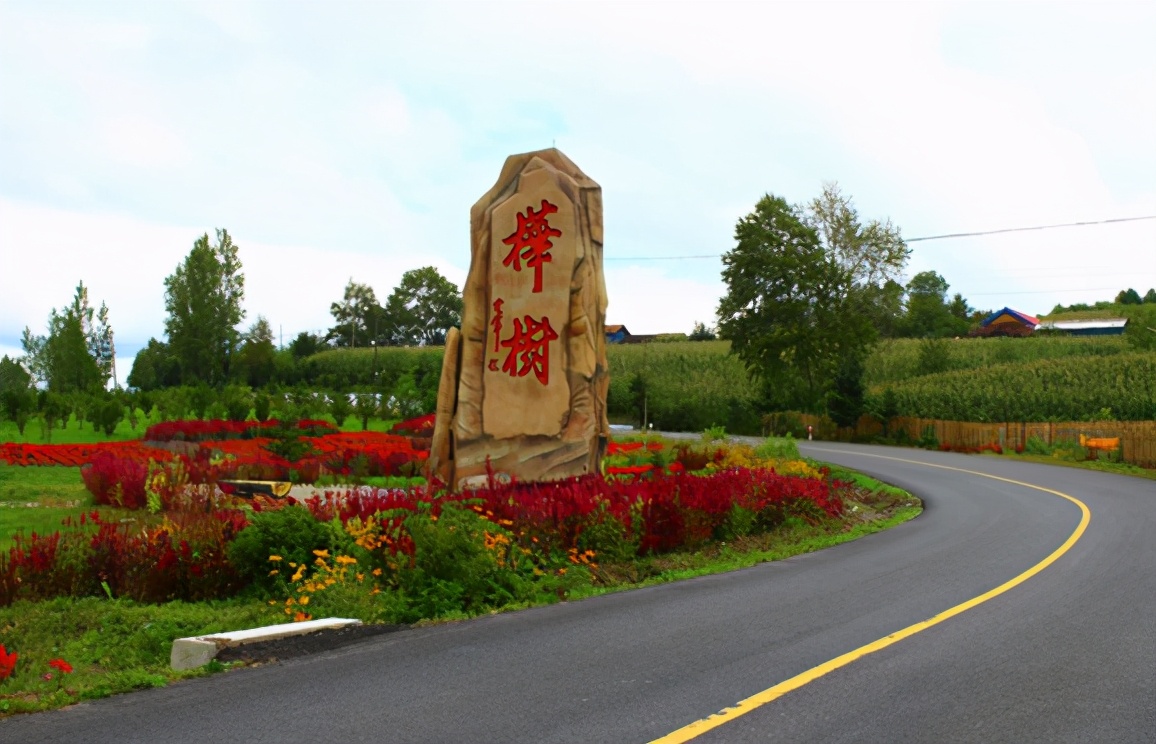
[171, 618, 363, 670]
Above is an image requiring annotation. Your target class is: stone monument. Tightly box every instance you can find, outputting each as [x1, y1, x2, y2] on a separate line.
[428, 149, 608, 489]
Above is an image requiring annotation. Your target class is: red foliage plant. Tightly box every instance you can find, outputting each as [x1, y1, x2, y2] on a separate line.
[3, 507, 248, 606]
[297, 466, 842, 560]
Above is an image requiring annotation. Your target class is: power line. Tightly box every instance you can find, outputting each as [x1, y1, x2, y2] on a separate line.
[905, 214, 1156, 243]
[967, 287, 1124, 297]
[604, 214, 1156, 261]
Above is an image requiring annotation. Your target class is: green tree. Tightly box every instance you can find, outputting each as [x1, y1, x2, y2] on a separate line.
[0, 356, 36, 436]
[863, 279, 906, 338]
[289, 331, 324, 359]
[327, 279, 382, 348]
[688, 322, 716, 341]
[718, 187, 907, 412]
[904, 271, 950, 338]
[1124, 304, 1156, 351]
[381, 267, 463, 347]
[163, 228, 245, 386]
[22, 282, 108, 393]
[236, 316, 277, 388]
[1116, 288, 1143, 305]
[127, 338, 181, 391]
[1143, 288, 1156, 304]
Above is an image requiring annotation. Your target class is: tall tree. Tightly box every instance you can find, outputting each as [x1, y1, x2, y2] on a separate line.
[127, 338, 181, 392]
[688, 321, 717, 341]
[236, 316, 277, 388]
[91, 301, 116, 387]
[1116, 288, 1143, 305]
[289, 331, 324, 359]
[327, 279, 382, 348]
[163, 229, 245, 386]
[21, 282, 109, 393]
[381, 267, 463, 346]
[717, 188, 907, 413]
[0, 356, 36, 436]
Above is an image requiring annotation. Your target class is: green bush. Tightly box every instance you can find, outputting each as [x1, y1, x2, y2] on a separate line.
[1024, 435, 1052, 455]
[227, 506, 339, 595]
[395, 504, 531, 620]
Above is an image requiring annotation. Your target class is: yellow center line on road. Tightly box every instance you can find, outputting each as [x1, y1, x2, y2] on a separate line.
[650, 450, 1092, 744]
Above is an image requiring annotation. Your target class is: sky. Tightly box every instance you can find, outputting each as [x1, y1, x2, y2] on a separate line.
[2, 0, 1154, 382]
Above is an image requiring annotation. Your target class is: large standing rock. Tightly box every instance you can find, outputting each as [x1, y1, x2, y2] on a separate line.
[428, 149, 608, 489]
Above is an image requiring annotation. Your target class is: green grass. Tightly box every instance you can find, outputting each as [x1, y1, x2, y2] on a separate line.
[981, 451, 1156, 481]
[0, 465, 94, 550]
[0, 413, 149, 445]
[0, 597, 284, 715]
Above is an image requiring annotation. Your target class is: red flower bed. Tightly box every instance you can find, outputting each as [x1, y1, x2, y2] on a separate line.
[143, 419, 336, 443]
[390, 413, 436, 438]
[938, 442, 1003, 455]
[298, 466, 841, 558]
[606, 441, 663, 455]
[1, 507, 248, 606]
[0, 441, 172, 468]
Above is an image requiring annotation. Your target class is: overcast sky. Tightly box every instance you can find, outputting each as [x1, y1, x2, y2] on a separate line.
[2, 0, 1154, 379]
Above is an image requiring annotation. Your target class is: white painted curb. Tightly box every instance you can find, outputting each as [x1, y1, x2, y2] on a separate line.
[171, 617, 362, 670]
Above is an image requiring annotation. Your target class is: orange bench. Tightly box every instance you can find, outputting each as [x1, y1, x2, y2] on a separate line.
[1079, 434, 1120, 452]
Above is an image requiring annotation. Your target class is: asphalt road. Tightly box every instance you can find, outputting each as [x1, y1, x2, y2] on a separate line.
[2, 444, 1153, 743]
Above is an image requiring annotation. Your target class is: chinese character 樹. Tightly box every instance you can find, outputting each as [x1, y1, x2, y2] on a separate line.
[499, 314, 558, 386]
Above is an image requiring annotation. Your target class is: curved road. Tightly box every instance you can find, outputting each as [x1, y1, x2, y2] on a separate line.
[1, 444, 1153, 742]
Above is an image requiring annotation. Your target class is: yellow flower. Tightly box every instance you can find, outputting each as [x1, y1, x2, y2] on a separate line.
[335, 555, 358, 566]
[313, 549, 330, 558]
[299, 595, 310, 605]
[268, 569, 280, 576]
[372, 568, 383, 577]
[269, 555, 283, 562]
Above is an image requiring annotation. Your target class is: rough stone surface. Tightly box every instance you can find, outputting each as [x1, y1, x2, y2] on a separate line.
[430, 149, 608, 489]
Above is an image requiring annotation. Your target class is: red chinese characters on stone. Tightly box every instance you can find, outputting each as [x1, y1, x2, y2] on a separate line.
[490, 298, 504, 353]
[501, 199, 561, 294]
[497, 314, 558, 386]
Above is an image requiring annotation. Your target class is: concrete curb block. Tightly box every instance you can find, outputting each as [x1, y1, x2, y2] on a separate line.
[171, 618, 362, 671]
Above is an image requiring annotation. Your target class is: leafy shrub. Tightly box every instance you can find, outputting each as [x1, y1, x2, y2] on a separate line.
[396, 504, 530, 620]
[82, 452, 149, 509]
[227, 506, 339, 595]
[1024, 435, 1052, 455]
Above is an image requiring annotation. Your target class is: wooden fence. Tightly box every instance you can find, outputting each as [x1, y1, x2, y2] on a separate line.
[794, 414, 1156, 469]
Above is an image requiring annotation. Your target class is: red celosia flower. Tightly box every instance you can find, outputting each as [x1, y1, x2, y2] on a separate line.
[49, 658, 73, 674]
[0, 645, 17, 680]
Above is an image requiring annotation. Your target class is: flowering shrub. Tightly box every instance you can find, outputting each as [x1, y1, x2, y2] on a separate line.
[1, 506, 247, 606]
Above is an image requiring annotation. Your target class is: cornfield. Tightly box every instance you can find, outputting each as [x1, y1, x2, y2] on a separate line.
[867, 353, 1156, 422]
[865, 335, 1133, 387]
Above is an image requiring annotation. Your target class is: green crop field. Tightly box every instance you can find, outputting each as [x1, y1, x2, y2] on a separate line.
[865, 352, 1156, 422]
[863, 335, 1133, 388]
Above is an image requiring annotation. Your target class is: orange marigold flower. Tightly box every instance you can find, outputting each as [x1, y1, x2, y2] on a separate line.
[313, 549, 330, 559]
[268, 555, 283, 562]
